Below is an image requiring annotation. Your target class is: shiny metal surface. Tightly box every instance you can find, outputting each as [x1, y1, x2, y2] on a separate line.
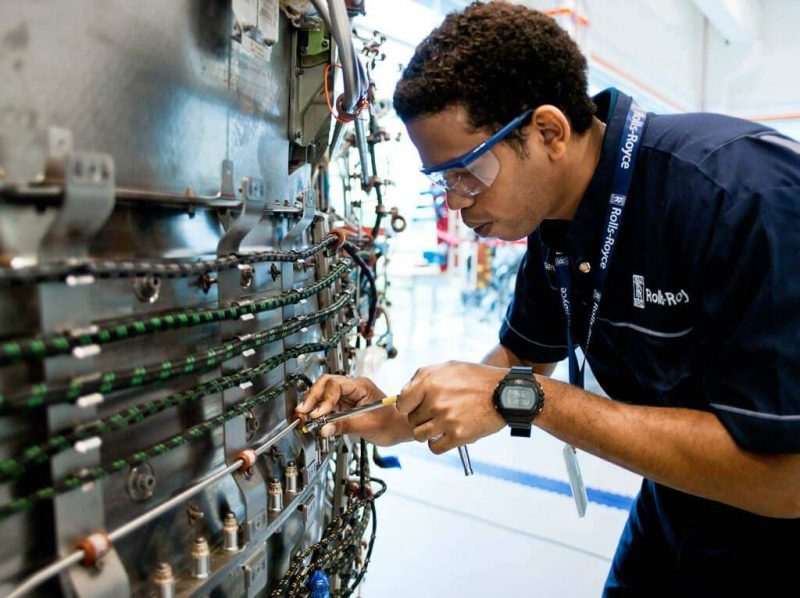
[0, 1, 360, 596]
[191, 538, 211, 580]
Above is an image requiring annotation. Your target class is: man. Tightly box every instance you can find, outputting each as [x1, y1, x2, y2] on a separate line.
[297, 3, 800, 594]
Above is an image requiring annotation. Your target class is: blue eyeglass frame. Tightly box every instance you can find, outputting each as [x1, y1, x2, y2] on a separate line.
[420, 108, 534, 175]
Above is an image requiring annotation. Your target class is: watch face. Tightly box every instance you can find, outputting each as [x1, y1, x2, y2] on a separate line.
[500, 385, 535, 410]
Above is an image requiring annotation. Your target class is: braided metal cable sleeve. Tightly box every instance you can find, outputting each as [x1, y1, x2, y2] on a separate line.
[0, 319, 356, 521]
[341, 242, 377, 339]
[0, 293, 355, 483]
[0, 259, 351, 367]
[0, 233, 338, 286]
[0, 285, 355, 415]
[270, 477, 387, 597]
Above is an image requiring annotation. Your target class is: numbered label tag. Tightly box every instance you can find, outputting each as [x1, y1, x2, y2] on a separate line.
[563, 443, 588, 518]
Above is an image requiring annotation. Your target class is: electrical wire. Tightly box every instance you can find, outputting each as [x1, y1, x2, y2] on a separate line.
[0, 285, 354, 415]
[6, 418, 304, 598]
[0, 234, 338, 286]
[270, 475, 386, 597]
[0, 260, 350, 367]
[341, 242, 377, 339]
[0, 289, 355, 483]
[0, 319, 357, 522]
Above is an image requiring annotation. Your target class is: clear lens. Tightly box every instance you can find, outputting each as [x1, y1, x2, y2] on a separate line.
[426, 151, 501, 197]
[466, 150, 500, 187]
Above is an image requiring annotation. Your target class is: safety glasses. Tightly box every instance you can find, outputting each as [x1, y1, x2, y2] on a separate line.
[420, 108, 533, 197]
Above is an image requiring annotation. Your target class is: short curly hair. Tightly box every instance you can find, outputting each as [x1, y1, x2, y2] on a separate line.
[393, 2, 595, 148]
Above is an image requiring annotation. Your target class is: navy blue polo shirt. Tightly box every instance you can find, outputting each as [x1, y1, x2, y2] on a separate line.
[500, 89, 800, 591]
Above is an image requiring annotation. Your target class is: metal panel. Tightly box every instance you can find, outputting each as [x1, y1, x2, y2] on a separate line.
[0, 1, 365, 596]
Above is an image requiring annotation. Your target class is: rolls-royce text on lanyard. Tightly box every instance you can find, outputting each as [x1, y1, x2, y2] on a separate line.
[554, 102, 648, 517]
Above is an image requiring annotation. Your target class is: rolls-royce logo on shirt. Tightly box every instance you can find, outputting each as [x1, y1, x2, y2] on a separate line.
[633, 275, 690, 308]
[633, 275, 646, 308]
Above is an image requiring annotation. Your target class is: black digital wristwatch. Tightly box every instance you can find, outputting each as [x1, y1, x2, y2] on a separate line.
[492, 366, 545, 438]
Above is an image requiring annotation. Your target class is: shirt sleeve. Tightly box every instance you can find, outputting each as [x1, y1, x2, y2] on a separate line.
[700, 187, 800, 453]
[498, 230, 568, 364]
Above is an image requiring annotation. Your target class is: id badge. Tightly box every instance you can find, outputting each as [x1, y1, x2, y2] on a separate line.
[563, 443, 588, 518]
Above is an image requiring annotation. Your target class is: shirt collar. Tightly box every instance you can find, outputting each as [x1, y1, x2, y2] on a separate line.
[539, 88, 633, 261]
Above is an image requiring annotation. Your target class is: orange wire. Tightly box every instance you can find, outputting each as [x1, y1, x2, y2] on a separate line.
[324, 63, 347, 124]
[323, 63, 369, 124]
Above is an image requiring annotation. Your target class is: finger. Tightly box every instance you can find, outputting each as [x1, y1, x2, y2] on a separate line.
[308, 377, 345, 419]
[412, 420, 439, 443]
[320, 412, 378, 439]
[396, 369, 429, 416]
[428, 433, 457, 456]
[295, 374, 334, 414]
[407, 401, 436, 427]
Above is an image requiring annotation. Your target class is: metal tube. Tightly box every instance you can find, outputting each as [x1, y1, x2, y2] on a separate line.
[6, 552, 84, 598]
[308, 0, 330, 24]
[311, 0, 371, 187]
[458, 446, 474, 476]
[354, 119, 371, 189]
[7, 420, 300, 597]
[326, 0, 361, 112]
[108, 460, 242, 543]
[110, 420, 299, 542]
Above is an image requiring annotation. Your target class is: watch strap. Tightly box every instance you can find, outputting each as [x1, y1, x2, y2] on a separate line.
[510, 425, 532, 438]
[509, 365, 533, 378]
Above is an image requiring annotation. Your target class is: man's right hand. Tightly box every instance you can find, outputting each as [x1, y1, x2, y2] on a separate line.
[295, 375, 413, 446]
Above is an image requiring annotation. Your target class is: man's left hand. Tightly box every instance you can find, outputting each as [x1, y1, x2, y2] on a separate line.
[397, 361, 508, 454]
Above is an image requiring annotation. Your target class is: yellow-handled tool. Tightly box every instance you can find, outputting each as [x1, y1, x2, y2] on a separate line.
[300, 395, 399, 434]
[300, 394, 473, 476]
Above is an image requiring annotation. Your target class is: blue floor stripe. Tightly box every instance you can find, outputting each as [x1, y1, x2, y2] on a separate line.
[395, 448, 635, 511]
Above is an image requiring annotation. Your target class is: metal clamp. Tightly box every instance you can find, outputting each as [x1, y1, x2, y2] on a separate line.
[39, 128, 116, 260]
[218, 176, 265, 255]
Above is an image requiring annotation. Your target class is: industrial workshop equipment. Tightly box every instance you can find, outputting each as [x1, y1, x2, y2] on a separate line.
[0, 1, 392, 595]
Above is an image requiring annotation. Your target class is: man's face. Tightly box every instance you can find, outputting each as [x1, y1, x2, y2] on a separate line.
[406, 105, 562, 241]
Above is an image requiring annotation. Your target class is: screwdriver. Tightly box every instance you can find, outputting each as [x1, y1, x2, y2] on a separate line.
[299, 395, 473, 476]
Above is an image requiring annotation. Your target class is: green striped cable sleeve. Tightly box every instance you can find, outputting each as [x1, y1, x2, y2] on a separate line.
[0, 259, 351, 367]
[0, 308, 356, 483]
[0, 319, 357, 520]
[0, 285, 355, 414]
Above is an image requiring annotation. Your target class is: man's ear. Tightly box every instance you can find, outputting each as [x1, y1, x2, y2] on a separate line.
[529, 105, 572, 161]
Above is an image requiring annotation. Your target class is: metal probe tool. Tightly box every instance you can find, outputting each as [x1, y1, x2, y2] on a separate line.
[300, 395, 473, 476]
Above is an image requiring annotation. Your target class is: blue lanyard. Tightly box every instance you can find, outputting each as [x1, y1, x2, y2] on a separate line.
[554, 102, 647, 389]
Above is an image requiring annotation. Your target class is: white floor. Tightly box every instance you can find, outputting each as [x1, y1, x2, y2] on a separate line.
[361, 271, 642, 597]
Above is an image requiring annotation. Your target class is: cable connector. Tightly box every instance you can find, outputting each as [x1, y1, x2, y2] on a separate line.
[235, 448, 257, 473]
[329, 229, 348, 251]
[76, 531, 112, 567]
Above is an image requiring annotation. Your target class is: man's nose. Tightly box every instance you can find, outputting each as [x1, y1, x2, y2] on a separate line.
[446, 191, 474, 211]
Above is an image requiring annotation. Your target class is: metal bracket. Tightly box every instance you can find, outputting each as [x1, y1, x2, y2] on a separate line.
[219, 159, 236, 199]
[33, 127, 126, 596]
[288, 29, 331, 147]
[218, 177, 265, 255]
[221, 383, 269, 543]
[46, 404, 129, 597]
[298, 491, 316, 526]
[281, 189, 315, 250]
[241, 542, 268, 597]
[39, 128, 116, 260]
[217, 174, 271, 545]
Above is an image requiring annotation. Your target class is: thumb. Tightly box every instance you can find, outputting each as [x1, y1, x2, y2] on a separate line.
[319, 413, 372, 438]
